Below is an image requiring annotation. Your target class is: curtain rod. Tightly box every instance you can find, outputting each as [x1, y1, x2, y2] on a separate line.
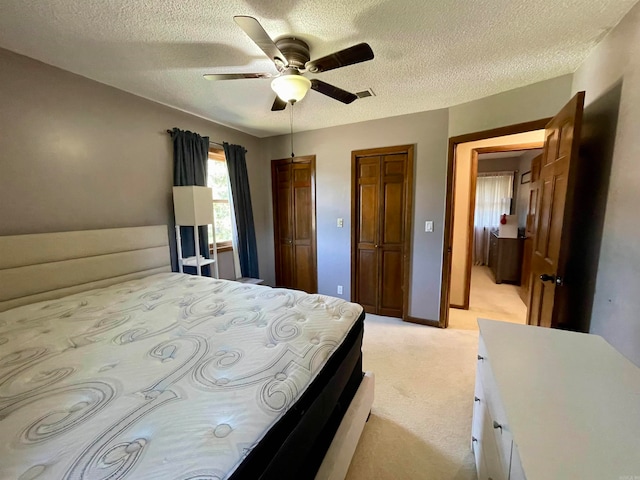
[478, 170, 518, 176]
[166, 130, 224, 147]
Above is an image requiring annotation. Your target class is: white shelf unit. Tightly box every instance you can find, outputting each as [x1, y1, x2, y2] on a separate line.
[175, 225, 218, 278]
[173, 186, 219, 279]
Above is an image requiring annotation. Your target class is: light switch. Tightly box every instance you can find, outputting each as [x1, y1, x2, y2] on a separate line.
[337, 218, 344, 228]
[425, 221, 434, 232]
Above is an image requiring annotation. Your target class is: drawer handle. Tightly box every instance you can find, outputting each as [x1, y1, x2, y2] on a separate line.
[477, 355, 484, 361]
[474, 396, 481, 403]
[471, 436, 478, 443]
[493, 420, 502, 432]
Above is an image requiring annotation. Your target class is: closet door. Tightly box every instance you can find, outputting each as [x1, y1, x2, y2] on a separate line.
[352, 146, 413, 318]
[378, 153, 408, 317]
[272, 160, 294, 288]
[354, 156, 380, 313]
[271, 156, 317, 293]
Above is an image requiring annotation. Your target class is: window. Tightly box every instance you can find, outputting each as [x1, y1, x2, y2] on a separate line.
[207, 149, 233, 253]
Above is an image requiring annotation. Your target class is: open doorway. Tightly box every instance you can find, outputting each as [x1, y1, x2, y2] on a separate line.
[440, 92, 587, 331]
[438, 118, 550, 329]
[464, 148, 543, 326]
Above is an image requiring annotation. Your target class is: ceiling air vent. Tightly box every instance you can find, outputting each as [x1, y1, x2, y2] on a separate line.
[356, 88, 375, 99]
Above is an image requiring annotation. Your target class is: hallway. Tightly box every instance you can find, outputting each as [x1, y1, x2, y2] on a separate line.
[449, 266, 527, 330]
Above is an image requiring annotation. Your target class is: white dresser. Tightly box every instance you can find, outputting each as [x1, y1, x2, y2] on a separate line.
[472, 319, 640, 480]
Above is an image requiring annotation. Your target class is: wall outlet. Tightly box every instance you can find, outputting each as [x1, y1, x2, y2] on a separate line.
[425, 220, 434, 232]
[337, 218, 344, 228]
[337, 285, 343, 295]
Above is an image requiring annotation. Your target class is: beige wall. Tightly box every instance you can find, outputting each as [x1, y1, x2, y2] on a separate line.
[571, 1, 640, 365]
[265, 110, 449, 321]
[450, 131, 544, 307]
[449, 75, 573, 137]
[0, 48, 274, 285]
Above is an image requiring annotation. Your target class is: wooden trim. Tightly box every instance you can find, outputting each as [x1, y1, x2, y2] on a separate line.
[350, 152, 358, 305]
[449, 118, 552, 146]
[403, 145, 415, 321]
[351, 144, 414, 320]
[405, 316, 441, 328]
[210, 242, 233, 254]
[351, 144, 414, 158]
[462, 150, 479, 311]
[439, 117, 552, 329]
[474, 142, 543, 154]
[208, 147, 225, 159]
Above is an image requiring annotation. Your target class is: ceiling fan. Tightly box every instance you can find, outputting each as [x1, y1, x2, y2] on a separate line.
[204, 16, 374, 111]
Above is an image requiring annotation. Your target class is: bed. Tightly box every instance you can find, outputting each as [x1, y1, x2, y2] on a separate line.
[0, 226, 374, 479]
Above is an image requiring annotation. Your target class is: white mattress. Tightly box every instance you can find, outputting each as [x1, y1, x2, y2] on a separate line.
[0, 273, 363, 479]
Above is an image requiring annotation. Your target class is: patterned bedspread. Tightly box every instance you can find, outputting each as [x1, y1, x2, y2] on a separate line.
[0, 273, 363, 479]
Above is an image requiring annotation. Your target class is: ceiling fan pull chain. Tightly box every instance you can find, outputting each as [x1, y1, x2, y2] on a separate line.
[290, 102, 295, 158]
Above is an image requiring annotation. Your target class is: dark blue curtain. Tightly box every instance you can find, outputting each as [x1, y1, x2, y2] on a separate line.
[224, 142, 259, 278]
[170, 127, 211, 276]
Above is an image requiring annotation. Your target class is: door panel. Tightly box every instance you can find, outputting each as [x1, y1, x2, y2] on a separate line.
[379, 248, 403, 316]
[357, 248, 378, 312]
[358, 183, 378, 244]
[527, 92, 585, 328]
[535, 178, 554, 259]
[294, 244, 314, 294]
[382, 182, 404, 244]
[278, 243, 294, 288]
[293, 169, 311, 242]
[272, 157, 317, 293]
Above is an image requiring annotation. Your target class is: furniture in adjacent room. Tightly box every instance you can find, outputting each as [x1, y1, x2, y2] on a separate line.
[487, 231, 523, 284]
[0, 226, 373, 480]
[351, 145, 414, 318]
[271, 155, 317, 293]
[472, 319, 640, 480]
[173, 185, 218, 278]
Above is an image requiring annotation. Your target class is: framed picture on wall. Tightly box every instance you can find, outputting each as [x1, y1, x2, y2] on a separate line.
[521, 171, 532, 184]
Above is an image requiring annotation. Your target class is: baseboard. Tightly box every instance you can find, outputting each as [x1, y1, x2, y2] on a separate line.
[404, 316, 441, 328]
[450, 303, 466, 310]
[315, 372, 375, 480]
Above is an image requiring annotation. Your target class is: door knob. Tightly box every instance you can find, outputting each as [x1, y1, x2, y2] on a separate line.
[540, 273, 564, 286]
[540, 273, 555, 283]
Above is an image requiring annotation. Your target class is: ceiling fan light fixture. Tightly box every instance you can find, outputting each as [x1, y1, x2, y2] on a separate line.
[271, 70, 311, 103]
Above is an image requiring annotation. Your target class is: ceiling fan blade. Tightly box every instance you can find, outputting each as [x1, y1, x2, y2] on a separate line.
[234, 16, 287, 68]
[203, 73, 273, 81]
[305, 43, 374, 73]
[271, 96, 288, 111]
[310, 79, 357, 104]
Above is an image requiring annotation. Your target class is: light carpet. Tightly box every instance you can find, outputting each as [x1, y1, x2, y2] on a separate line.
[345, 267, 526, 479]
[345, 314, 478, 480]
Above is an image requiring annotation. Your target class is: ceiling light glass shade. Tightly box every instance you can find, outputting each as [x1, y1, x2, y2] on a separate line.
[271, 72, 311, 103]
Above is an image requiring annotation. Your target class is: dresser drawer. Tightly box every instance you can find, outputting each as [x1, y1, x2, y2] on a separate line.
[477, 335, 514, 477]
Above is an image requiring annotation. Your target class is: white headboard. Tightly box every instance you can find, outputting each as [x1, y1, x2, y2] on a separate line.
[0, 225, 171, 312]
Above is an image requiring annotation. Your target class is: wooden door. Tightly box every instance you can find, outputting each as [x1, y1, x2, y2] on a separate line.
[527, 92, 585, 328]
[352, 145, 413, 319]
[519, 154, 542, 305]
[271, 156, 317, 293]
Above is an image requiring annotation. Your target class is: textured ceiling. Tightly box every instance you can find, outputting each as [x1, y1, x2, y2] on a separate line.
[0, 0, 636, 137]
